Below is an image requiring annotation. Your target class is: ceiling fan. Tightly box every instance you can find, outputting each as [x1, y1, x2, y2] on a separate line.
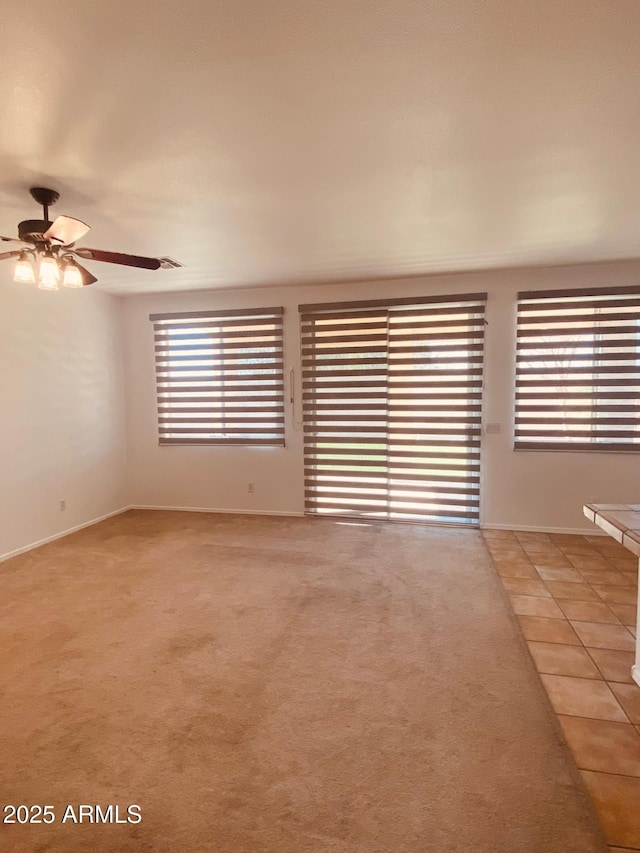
[0, 187, 182, 289]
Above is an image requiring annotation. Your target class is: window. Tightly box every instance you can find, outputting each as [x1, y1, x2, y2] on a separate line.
[299, 293, 487, 524]
[514, 285, 640, 451]
[150, 306, 285, 445]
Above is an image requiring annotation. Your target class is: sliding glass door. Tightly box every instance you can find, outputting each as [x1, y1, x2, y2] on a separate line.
[300, 293, 486, 525]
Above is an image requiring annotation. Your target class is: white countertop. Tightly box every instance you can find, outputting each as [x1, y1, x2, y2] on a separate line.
[583, 503, 640, 558]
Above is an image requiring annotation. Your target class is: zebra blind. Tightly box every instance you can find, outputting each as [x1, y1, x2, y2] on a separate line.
[515, 285, 640, 451]
[150, 306, 285, 445]
[299, 293, 487, 524]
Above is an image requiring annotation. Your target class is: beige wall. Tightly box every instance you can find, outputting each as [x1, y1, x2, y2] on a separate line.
[0, 280, 128, 559]
[122, 259, 640, 533]
[4, 258, 635, 557]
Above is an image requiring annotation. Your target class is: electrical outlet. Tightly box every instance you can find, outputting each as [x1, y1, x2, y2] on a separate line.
[248, 482, 255, 494]
[59, 499, 66, 512]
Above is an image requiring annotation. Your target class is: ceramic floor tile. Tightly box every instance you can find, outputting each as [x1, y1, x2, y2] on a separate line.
[527, 642, 601, 678]
[558, 600, 621, 624]
[608, 603, 638, 627]
[615, 555, 640, 566]
[587, 545, 628, 569]
[482, 529, 518, 540]
[558, 716, 640, 776]
[486, 546, 528, 559]
[570, 622, 636, 651]
[584, 535, 611, 545]
[485, 540, 525, 551]
[535, 565, 584, 583]
[603, 557, 638, 570]
[499, 577, 551, 597]
[596, 542, 628, 558]
[581, 571, 632, 587]
[592, 586, 638, 606]
[567, 547, 613, 559]
[489, 549, 531, 563]
[528, 551, 574, 569]
[490, 553, 532, 564]
[509, 595, 565, 618]
[620, 552, 640, 563]
[557, 542, 600, 556]
[581, 770, 640, 848]
[567, 555, 614, 571]
[609, 683, 640, 724]
[486, 553, 528, 565]
[587, 649, 636, 684]
[544, 581, 601, 601]
[540, 674, 627, 721]
[489, 526, 640, 846]
[598, 553, 633, 567]
[522, 546, 565, 559]
[517, 616, 581, 645]
[595, 543, 631, 557]
[515, 531, 552, 543]
[493, 562, 539, 580]
[553, 533, 592, 544]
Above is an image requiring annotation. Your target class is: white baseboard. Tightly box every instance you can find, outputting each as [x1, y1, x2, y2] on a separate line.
[129, 504, 305, 517]
[480, 522, 605, 536]
[133, 509, 602, 533]
[633, 664, 640, 689]
[0, 506, 131, 564]
[0, 507, 608, 565]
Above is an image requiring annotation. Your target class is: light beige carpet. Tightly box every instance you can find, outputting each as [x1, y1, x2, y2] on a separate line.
[0, 511, 606, 852]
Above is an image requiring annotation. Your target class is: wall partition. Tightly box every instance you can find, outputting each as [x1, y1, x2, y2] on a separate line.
[299, 293, 487, 524]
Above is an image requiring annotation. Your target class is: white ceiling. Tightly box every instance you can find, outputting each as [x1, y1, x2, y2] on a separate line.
[0, 0, 639, 294]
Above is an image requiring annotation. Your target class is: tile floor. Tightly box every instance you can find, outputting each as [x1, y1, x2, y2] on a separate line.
[483, 528, 640, 852]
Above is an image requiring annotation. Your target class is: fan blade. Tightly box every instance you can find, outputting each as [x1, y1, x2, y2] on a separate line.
[0, 235, 27, 245]
[74, 261, 98, 286]
[0, 249, 21, 261]
[75, 248, 161, 270]
[44, 216, 90, 246]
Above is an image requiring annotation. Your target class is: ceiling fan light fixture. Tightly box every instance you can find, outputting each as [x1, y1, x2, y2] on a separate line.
[62, 259, 83, 288]
[37, 251, 60, 290]
[1, 187, 181, 291]
[13, 251, 36, 284]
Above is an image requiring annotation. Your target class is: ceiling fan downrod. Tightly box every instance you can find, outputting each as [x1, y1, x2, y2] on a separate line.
[29, 187, 60, 224]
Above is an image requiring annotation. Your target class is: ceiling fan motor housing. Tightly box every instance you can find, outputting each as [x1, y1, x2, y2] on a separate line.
[18, 219, 54, 243]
